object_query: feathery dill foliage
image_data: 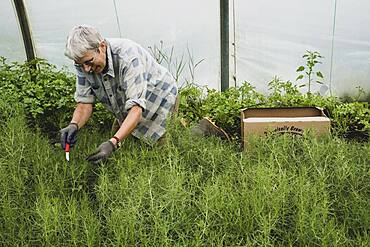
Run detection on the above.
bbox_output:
[0,97,369,246]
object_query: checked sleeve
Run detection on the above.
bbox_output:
[121,56,148,111]
[73,67,95,104]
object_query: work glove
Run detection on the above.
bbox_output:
[86,141,116,164]
[60,123,79,149]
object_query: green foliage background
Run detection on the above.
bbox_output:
[179,77,370,140]
[1,56,369,142]
[0,57,113,138]
[0,56,369,246]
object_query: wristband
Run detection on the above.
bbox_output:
[70,122,79,130]
[112,136,121,148]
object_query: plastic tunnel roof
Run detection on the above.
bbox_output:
[1,0,370,96]
[232,0,370,97]
[1,0,26,61]
[3,0,221,89]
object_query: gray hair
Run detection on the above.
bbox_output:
[64,25,104,61]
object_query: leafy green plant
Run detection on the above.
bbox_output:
[0,57,114,136]
[201,82,265,138]
[178,82,266,140]
[331,102,370,134]
[0,57,75,130]
[296,51,325,93]
[90,102,115,131]
[178,84,205,123]
[267,76,303,107]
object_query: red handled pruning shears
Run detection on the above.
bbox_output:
[65,143,70,162]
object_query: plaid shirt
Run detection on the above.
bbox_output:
[74,38,178,143]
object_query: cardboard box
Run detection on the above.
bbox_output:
[241,107,331,149]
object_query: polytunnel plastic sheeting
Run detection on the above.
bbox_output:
[331,0,370,97]
[24,0,120,70]
[233,0,370,97]
[21,0,220,90]
[114,0,220,90]
[0,0,26,62]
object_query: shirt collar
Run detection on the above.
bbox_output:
[102,40,115,78]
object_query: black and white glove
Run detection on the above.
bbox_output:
[60,123,79,149]
[86,141,116,164]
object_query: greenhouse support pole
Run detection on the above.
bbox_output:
[13,0,35,61]
[220,0,229,92]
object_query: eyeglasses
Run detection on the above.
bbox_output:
[74,50,99,68]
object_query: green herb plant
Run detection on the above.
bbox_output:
[0,98,369,246]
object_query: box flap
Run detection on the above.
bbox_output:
[243,116,330,123]
[241,107,326,119]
